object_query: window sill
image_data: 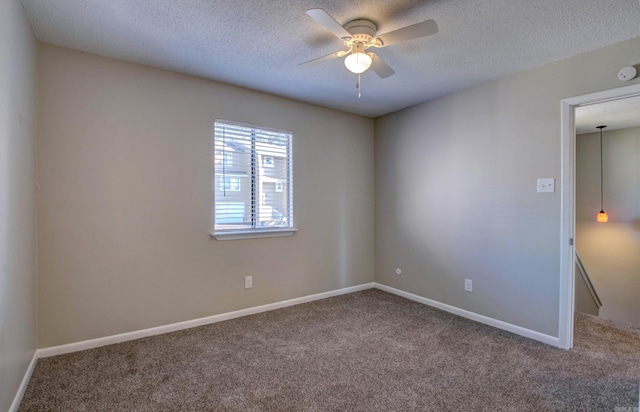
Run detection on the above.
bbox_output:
[211,229,298,241]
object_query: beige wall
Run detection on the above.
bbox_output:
[0,0,38,410]
[37,45,375,347]
[374,37,640,337]
[576,126,640,324]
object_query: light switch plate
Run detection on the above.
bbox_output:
[537,178,555,193]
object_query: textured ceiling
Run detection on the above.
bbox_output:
[576,95,640,135]
[20,0,640,118]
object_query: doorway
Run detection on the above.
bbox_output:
[560,83,640,349]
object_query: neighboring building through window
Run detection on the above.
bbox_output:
[213,120,293,235]
[219,176,241,191]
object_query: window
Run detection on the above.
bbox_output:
[213,120,294,239]
[214,150,233,166]
[219,176,241,191]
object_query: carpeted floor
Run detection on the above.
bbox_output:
[19,289,640,411]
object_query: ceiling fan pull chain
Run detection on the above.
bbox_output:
[357,73,362,98]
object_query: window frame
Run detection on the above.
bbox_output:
[222,152,233,166]
[212,120,296,240]
[219,176,241,192]
[263,156,275,167]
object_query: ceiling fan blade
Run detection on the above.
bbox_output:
[298,51,344,67]
[376,19,438,47]
[306,8,352,39]
[370,53,395,78]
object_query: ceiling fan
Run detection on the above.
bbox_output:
[300,8,438,79]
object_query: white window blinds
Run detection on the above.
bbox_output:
[213,121,293,234]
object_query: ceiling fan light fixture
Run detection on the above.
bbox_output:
[344,50,372,74]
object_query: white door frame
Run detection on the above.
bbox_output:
[559,83,640,349]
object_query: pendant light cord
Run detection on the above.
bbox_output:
[597,125,606,211]
[600,130,603,210]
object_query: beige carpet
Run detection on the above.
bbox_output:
[19,289,640,411]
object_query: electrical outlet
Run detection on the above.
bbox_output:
[244,276,253,289]
[464,279,473,292]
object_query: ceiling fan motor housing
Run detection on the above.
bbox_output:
[343,19,383,48]
[344,19,377,39]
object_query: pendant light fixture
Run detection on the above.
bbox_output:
[596,125,608,223]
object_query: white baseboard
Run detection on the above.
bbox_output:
[9,351,38,412]
[374,283,560,347]
[37,282,375,358]
[35,280,559,360]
